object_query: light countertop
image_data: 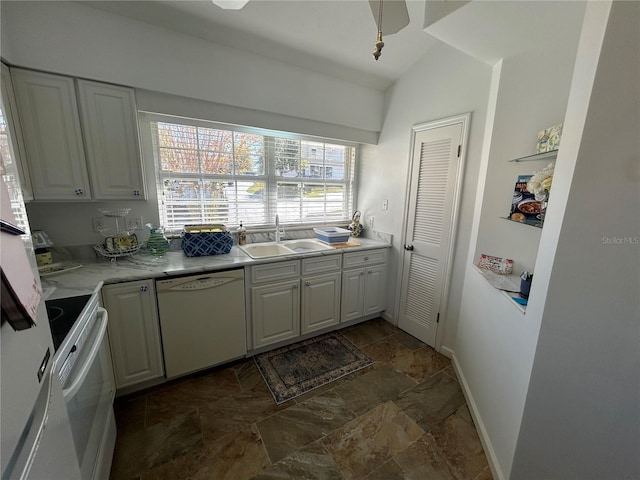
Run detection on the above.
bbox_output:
[42,237,391,300]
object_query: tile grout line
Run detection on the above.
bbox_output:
[252,421,276,467]
[112,320,492,480]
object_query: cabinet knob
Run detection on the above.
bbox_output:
[74,188,84,196]
[293,284,299,289]
[404,244,414,251]
[133,190,140,196]
[364,256,369,261]
[368,270,373,274]
[359,272,364,276]
[305,281,311,287]
[140,285,148,292]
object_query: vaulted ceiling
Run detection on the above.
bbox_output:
[80,1,587,92]
[80,0,441,91]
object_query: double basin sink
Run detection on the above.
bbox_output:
[240,239,334,259]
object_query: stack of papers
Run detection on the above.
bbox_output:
[474,266,521,292]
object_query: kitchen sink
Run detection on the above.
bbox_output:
[240,242,296,258]
[239,239,333,258]
[282,239,333,253]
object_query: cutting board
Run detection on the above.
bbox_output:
[325,241,361,249]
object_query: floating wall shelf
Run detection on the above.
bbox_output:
[508,150,558,163]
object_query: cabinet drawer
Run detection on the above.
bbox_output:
[250,260,300,284]
[301,254,342,275]
[343,249,387,268]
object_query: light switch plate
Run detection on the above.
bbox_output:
[126,216,143,231]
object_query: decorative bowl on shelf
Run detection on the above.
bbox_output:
[516,199,543,216]
[98,208,131,217]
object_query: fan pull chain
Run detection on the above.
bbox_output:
[373,0,384,60]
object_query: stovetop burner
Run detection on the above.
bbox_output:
[45,294,92,351]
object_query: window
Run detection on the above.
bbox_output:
[147,116,356,232]
[0,96,28,231]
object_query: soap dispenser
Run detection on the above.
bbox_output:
[237,222,247,245]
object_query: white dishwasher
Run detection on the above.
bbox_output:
[156,269,246,379]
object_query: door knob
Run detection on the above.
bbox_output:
[404,244,414,251]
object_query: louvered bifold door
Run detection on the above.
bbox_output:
[398,123,463,346]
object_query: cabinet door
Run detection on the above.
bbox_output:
[77,80,146,200]
[302,271,341,334]
[341,268,365,322]
[1,64,33,200]
[251,279,300,348]
[102,281,164,389]
[364,264,386,315]
[11,68,91,200]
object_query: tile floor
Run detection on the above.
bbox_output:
[109,318,493,480]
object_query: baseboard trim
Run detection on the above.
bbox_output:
[381,311,395,324]
[439,345,455,359]
[451,353,505,480]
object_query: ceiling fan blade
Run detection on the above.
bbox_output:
[368,0,410,35]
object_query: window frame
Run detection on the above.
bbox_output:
[138,112,358,233]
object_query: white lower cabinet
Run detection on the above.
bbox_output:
[249,255,343,349]
[301,271,341,334]
[101,280,164,390]
[363,264,386,315]
[341,249,387,322]
[251,279,301,349]
[341,268,366,322]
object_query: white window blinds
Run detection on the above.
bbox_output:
[148,116,356,232]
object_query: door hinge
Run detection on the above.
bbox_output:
[457,145,462,157]
[437,312,440,323]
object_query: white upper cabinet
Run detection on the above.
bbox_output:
[0,64,33,200]
[10,67,146,201]
[76,80,145,200]
[11,68,91,200]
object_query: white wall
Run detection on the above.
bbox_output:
[474,44,582,273]
[511,1,640,477]
[0,1,382,134]
[358,43,492,349]
[0,0,385,246]
[453,10,584,480]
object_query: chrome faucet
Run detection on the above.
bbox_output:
[275,215,285,242]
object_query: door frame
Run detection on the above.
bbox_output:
[395,112,471,351]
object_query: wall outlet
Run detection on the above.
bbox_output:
[368,216,375,228]
[92,217,117,233]
[126,216,144,231]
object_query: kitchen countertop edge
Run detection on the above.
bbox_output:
[42,239,391,300]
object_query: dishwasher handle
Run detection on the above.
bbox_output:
[159,275,241,292]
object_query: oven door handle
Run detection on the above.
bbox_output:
[63,307,108,400]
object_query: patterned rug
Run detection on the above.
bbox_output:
[254,331,373,404]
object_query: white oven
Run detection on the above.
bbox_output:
[50,291,116,479]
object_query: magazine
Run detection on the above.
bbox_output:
[508,174,543,227]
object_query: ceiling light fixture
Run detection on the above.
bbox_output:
[372,0,384,61]
[211,0,250,10]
